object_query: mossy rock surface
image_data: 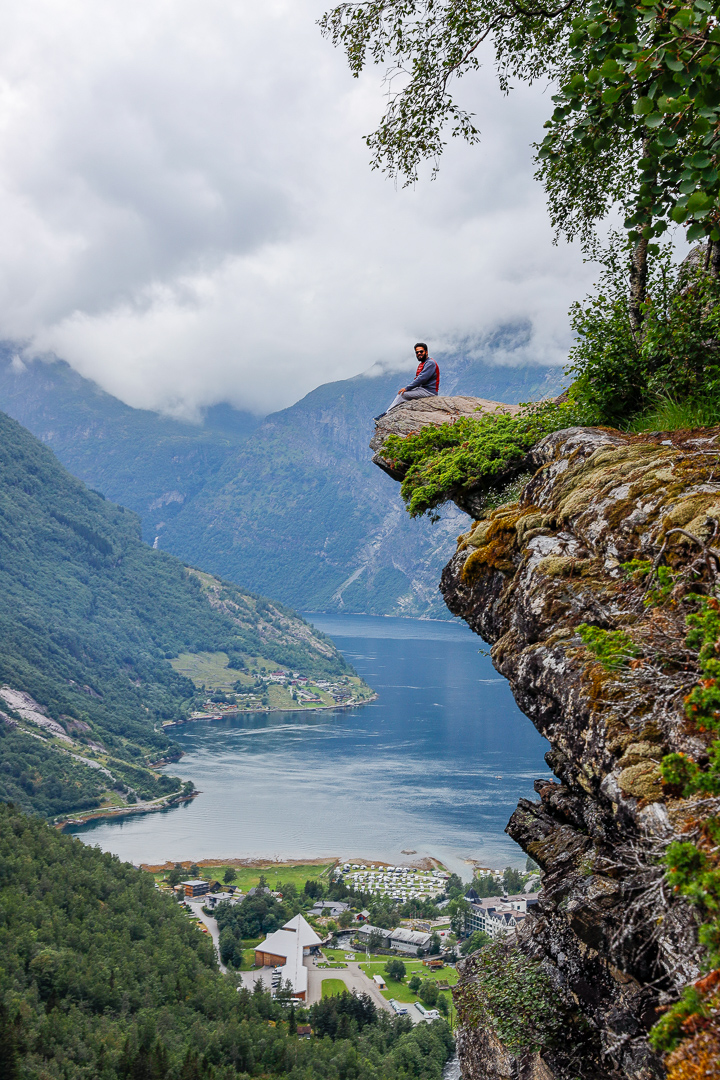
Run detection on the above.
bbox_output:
[439,426,716,1080]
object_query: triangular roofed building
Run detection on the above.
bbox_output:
[254,914,322,1000]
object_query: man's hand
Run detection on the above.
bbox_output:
[399,387,406,394]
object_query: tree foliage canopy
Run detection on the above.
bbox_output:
[321,0,720,255]
[320,0,576,183]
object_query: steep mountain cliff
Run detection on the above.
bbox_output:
[372,403,720,1080]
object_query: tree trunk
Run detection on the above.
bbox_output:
[702,237,720,276]
[712,239,720,276]
[629,236,649,335]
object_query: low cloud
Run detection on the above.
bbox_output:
[3,0,605,416]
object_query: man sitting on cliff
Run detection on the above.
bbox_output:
[374,343,439,421]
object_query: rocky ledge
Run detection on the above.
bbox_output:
[370,395,520,481]
[374,421,720,1079]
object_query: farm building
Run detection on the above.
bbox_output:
[254,914,322,1000]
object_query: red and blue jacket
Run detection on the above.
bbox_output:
[405,358,439,394]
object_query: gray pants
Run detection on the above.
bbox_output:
[386,387,435,412]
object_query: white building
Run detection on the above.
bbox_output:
[254,914,322,1000]
[204,891,240,909]
[464,892,540,940]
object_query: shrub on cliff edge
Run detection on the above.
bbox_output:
[383,401,585,518]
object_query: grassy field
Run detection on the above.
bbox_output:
[171,651,238,690]
[358,961,458,1005]
[151,861,335,894]
[322,948,362,962]
[321,979,348,999]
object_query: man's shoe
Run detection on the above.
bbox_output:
[374,412,386,421]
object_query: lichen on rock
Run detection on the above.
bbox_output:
[374,420,720,1079]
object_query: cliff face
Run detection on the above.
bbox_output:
[372,405,720,1079]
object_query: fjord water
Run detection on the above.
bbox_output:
[70,614,551,875]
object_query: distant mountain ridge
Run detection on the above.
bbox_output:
[0,343,565,616]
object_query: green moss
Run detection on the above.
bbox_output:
[650,985,707,1055]
[382,401,584,518]
[650,597,720,1057]
[577,623,640,670]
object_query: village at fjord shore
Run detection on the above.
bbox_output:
[146,855,541,1027]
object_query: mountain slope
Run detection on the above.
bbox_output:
[0,349,258,531]
[0,344,565,616]
[0,410,359,819]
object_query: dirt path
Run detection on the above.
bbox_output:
[187,900,227,974]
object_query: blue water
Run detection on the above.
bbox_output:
[68,614,551,876]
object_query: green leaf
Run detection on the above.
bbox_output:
[599,58,620,77]
[673,9,694,27]
[686,191,714,212]
[602,86,624,104]
[634,95,654,115]
[665,57,685,71]
[656,129,678,146]
[678,179,697,193]
[691,153,713,168]
[687,222,708,240]
[644,114,665,128]
[671,206,689,222]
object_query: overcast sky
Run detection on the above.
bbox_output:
[1,0,606,418]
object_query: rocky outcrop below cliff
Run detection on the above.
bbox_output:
[372,412,720,1079]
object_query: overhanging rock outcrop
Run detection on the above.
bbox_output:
[372,421,720,1079]
[370,395,521,481]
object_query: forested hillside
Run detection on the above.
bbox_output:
[0,804,453,1079]
[0,410,356,819]
[0,346,563,616]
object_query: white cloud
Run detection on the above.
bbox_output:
[1,0,604,416]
